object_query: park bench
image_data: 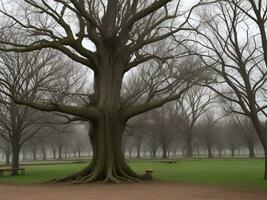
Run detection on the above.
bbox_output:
[0,168,25,176]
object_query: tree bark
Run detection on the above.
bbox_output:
[55,119,142,183]
[54,51,149,182]
[11,144,20,175]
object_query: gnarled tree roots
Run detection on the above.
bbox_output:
[51,163,149,184]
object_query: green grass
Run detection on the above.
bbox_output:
[0,159,266,190]
[132,159,267,190]
[0,163,86,184]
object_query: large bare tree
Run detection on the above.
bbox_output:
[0,1,205,182]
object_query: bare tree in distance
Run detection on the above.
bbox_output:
[125,114,147,159]
[223,103,259,158]
[176,85,214,157]
[189,0,267,179]
[145,104,178,159]
[0,138,11,165]
[0,48,66,175]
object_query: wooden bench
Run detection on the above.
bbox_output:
[0,168,25,176]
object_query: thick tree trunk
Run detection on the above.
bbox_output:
[55,119,143,183]
[54,55,147,183]
[11,145,20,176]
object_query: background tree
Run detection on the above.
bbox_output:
[126,115,147,159]
[146,105,178,159]
[176,86,213,157]
[227,113,259,158]
[197,112,221,158]
[46,121,78,160]
[190,0,267,179]
[0,139,11,165]
[145,135,160,159]
[0,49,62,174]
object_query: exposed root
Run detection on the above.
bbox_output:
[47,161,152,184]
[119,169,142,183]
[103,175,120,184]
[72,173,94,184]
[50,164,93,183]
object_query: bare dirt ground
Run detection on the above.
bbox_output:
[0,182,266,200]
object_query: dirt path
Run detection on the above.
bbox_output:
[0,182,266,200]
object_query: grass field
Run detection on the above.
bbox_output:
[0,159,266,190]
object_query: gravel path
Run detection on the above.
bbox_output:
[0,182,266,200]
